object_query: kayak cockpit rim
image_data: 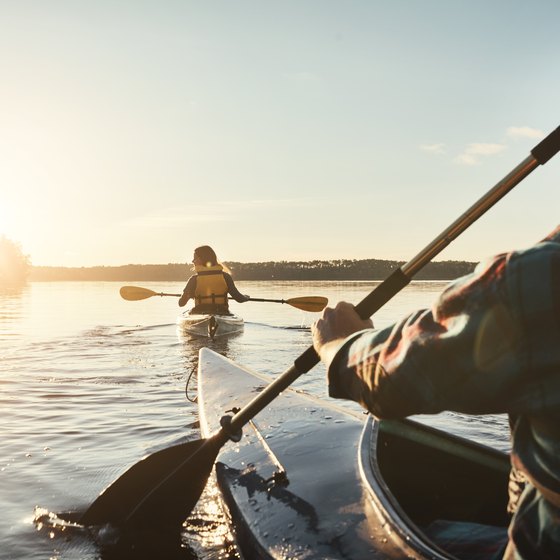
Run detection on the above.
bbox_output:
[359,416,511,559]
[359,416,449,558]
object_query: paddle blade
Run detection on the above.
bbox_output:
[81,435,224,529]
[120,286,158,301]
[286,296,328,312]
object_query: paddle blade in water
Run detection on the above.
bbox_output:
[81,435,224,529]
[287,296,328,312]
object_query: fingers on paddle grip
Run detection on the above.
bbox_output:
[221,408,243,442]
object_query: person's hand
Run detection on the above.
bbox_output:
[312,302,373,367]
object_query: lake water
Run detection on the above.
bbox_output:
[0,280,510,559]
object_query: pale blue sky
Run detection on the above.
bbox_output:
[1,1,559,267]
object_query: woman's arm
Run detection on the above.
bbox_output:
[178,276,196,307]
[224,273,250,303]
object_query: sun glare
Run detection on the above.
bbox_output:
[0,212,16,241]
[0,234,29,284]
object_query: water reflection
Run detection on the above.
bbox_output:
[34,471,239,560]
[0,284,25,320]
[34,507,202,560]
[177,326,241,402]
[20,319,241,560]
[0,283,26,296]
[31,318,242,560]
[4,281,508,560]
[0,285,27,354]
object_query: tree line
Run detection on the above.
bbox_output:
[0,236,30,286]
[29,258,476,282]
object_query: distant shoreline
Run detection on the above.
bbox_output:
[29,259,477,282]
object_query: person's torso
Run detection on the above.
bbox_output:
[194,265,229,307]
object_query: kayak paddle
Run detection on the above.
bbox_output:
[237,296,327,312]
[119,285,328,312]
[120,286,181,300]
[83,126,560,530]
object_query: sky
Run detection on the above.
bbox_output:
[1,1,559,267]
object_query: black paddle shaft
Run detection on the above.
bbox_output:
[225,126,560,435]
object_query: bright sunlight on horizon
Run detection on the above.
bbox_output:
[1,1,559,268]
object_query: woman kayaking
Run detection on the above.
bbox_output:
[178,245,250,314]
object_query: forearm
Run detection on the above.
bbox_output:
[326,325,409,417]
[327,300,526,419]
[179,276,196,307]
[225,274,248,302]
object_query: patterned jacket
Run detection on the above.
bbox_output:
[328,226,560,559]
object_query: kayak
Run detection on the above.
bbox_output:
[197,347,511,559]
[177,312,244,339]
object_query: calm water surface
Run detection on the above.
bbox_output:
[0,280,509,559]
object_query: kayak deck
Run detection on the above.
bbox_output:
[177,312,244,339]
[197,348,510,559]
[198,348,405,558]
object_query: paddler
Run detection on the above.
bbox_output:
[179,245,250,313]
[312,225,560,560]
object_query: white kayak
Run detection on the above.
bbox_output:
[177,312,244,339]
[197,348,510,559]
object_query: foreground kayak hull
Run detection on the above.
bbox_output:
[197,348,510,559]
[177,313,244,339]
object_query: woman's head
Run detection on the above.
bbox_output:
[193,245,218,267]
